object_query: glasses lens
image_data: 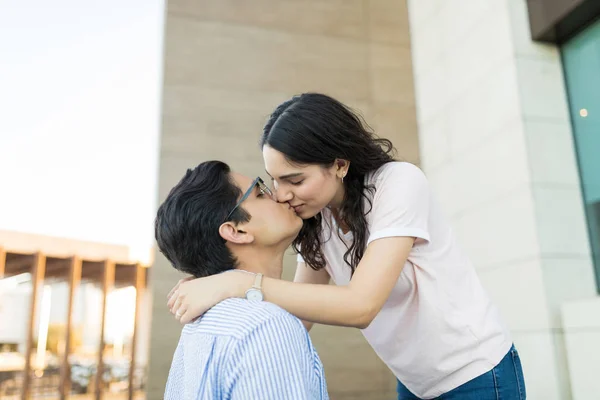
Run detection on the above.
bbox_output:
[257,179,273,197]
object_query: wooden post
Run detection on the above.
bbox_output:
[95,260,114,400]
[22,252,46,400]
[0,247,5,278]
[128,264,146,400]
[59,256,82,399]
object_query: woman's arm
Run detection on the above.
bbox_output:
[293,262,331,331]
[170,236,413,328]
[260,237,413,328]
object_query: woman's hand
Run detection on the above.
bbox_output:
[167,271,253,324]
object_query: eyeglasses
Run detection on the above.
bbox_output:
[224,177,273,222]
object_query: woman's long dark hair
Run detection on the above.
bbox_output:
[261,93,396,274]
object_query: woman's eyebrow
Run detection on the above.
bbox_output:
[277,172,304,180]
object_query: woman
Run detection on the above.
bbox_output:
[167,93,526,399]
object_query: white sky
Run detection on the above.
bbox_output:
[0,0,165,260]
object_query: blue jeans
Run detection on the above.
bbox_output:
[397,345,526,399]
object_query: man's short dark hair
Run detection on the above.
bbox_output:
[155,161,250,277]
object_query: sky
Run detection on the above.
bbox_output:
[0,0,165,261]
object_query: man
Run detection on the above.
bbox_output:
[155,160,328,400]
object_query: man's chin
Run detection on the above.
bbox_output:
[284,225,302,246]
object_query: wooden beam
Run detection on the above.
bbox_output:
[59,256,82,399]
[0,247,5,278]
[22,252,46,400]
[128,264,146,400]
[96,260,115,400]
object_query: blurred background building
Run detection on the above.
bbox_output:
[0,231,150,399]
[1,0,599,399]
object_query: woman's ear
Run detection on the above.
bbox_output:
[219,222,254,244]
[335,159,350,177]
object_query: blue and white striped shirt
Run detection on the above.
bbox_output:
[164,298,329,399]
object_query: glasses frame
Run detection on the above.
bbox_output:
[224,177,272,222]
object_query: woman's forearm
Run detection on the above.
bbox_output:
[231,274,375,329]
[222,238,411,329]
[267,279,375,328]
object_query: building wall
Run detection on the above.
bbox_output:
[558,16,600,400]
[407,1,597,399]
[0,290,29,346]
[148,1,420,399]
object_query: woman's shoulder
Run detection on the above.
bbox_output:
[367,161,426,185]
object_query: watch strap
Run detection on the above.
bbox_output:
[252,273,263,290]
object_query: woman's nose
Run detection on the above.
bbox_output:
[275,187,293,203]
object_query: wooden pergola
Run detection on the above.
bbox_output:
[0,246,148,400]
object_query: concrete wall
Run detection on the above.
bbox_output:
[562,298,600,400]
[407,0,598,399]
[148,1,420,399]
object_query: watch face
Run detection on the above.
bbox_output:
[246,288,264,301]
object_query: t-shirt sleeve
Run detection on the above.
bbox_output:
[367,163,430,245]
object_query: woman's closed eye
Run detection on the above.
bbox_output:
[290,180,304,186]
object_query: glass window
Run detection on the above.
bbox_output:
[562,18,600,291]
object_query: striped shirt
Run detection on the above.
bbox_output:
[164,298,329,400]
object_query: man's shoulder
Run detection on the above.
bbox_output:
[209,298,293,321]
[183,298,302,340]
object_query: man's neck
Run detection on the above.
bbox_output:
[233,247,286,279]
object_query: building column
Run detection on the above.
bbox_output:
[407,1,596,399]
[149,1,420,399]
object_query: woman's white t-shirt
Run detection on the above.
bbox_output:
[298,162,512,399]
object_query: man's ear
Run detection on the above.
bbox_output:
[219,222,254,244]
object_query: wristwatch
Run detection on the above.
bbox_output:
[245,273,264,301]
